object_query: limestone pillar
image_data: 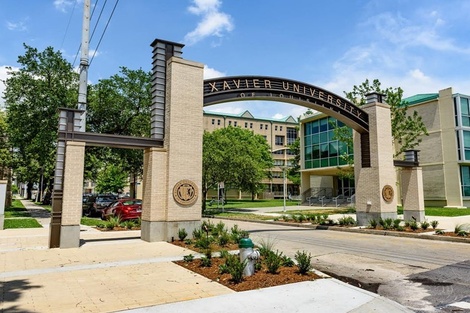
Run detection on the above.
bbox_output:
[402,167,425,222]
[141,57,204,242]
[354,96,397,225]
[60,141,85,248]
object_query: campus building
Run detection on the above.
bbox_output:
[300,87,470,208]
[203,110,299,199]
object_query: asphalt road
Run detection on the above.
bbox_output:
[213,218,470,313]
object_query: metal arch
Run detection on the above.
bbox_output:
[203,76,369,133]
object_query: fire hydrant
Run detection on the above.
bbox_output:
[239,238,260,276]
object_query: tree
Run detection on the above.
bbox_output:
[343,79,428,157]
[95,163,128,194]
[0,112,13,206]
[86,67,152,196]
[3,44,78,200]
[202,126,273,210]
[287,137,301,186]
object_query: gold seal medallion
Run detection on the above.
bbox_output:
[382,185,394,203]
[173,180,198,206]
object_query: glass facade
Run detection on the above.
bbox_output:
[457,96,470,197]
[304,117,352,169]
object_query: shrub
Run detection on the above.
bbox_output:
[258,237,277,258]
[379,218,393,230]
[298,214,306,223]
[226,254,246,283]
[265,250,284,274]
[292,215,300,223]
[184,238,193,245]
[215,221,226,235]
[369,219,378,229]
[338,215,356,226]
[194,237,212,250]
[183,254,194,262]
[409,221,419,231]
[104,216,121,229]
[193,228,203,240]
[219,249,230,259]
[420,220,430,230]
[281,255,295,267]
[200,256,212,267]
[217,231,231,247]
[178,228,188,241]
[393,219,401,229]
[431,220,439,229]
[295,250,312,274]
[122,220,136,229]
[457,230,468,237]
[435,229,445,235]
[281,215,291,221]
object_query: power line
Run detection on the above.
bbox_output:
[60,0,77,50]
[89,0,119,66]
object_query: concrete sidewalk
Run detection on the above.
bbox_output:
[0,200,413,312]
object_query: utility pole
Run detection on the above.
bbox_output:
[78,0,90,132]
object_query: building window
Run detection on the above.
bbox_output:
[228,121,232,126]
[275,135,284,146]
[260,124,263,130]
[287,127,297,145]
[274,159,285,166]
[303,117,352,169]
[273,150,284,155]
[275,126,278,131]
[280,126,283,131]
[461,166,470,196]
[234,121,238,127]
[265,124,268,130]
[460,97,470,127]
[245,122,248,128]
[217,119,221,125]
[250,123,253,129]
[211,119,215,125]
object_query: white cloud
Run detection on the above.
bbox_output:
[6,21,27,32]
[54,0,78,13]
[184,0,234,45]
[203,65,225,79]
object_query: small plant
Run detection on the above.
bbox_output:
[393,219,401,230]
[122,220,136,230]
[273,217,279,221]
[281,214,290,221]
[295,250,312,274]
[396,225,405,231]
[457,230,468,237]
[265,250,284,274]
[217,231,231,247]
[379,218,393,230]
[258,237,277,258]
[454,224,470,234]
[404,220,411,227]
[368,219,378,229]
[219,263,230,274]
[420,220,430,230]
[194,237,212,250]
[409,221,419,231]
[281,255,295,267]
[178,228,188,241]
[338,215,356,226]
[226,254,247,283]
[298,214,306,223]
[435,229,445,235]
[219,249,230,259]
[200,256,212,267]
[193,228,203,240]
[183,254,194,262]
[215,221,226,234]
[292,215,300,223]
[431,220,439,229]
[184,238,193,245]
[104,216,121,229]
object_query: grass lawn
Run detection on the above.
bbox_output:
[206,199,300,210]
[397,206,470,217]
[5,201,30,218]
[4,218,42,228]
[80,217,104,226]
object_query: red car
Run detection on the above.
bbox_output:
[101,199,142,221]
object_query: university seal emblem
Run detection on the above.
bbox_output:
[382,185,394,203]
[173,180,198,206]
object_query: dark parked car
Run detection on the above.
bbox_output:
[83,194,117,217]
[101,199,142,221]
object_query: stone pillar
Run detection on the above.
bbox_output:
[141,56,204,242]
[0,180,7,230]
[402,167,425,222]
[354,96,397,226]
[60,141,85,248]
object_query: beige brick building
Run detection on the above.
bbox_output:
[203,110,299,199]
[300,87,470,208]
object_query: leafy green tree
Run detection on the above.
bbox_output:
[333,79,429,180]
[202,126,273,210]
[343,79,428,157]
[3,44,78,199]
[86,67,152,197]
[0,112,13,206]
[287,137,301,186]
[95,163,128,194]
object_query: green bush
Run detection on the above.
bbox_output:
[258,237,277,258]
[183,254,194,262]
[122,220,136,229]
[217,231,231,247]
[281,255,295,267]
[420,220,430,230]
[194,237,212,250]
[200,256,212,267]
[265,250,283,274]
[104,216,121,229]
[226,254,246,283]
[409,221,419,231]
[295,250,312,274]
[435,229,445,235]
[338,215,356,226]
[368,219,378,229]
[393,219,401,229]
[431,220,439,229]
[193,228,203,240]
[178,228,188,241]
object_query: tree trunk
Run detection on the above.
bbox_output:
[27,182,33,200]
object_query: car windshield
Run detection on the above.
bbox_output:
[122,200,142,205]
[97,196,115,202]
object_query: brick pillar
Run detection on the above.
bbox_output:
[60,141,85,248]
[141,57,204,242]
[402,167,425,222]
[354,100,397,226]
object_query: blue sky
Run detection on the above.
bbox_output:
[1,0,470,120]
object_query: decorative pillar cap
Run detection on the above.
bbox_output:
[365,92,386,105]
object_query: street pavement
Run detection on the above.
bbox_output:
[0,200,416,313]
